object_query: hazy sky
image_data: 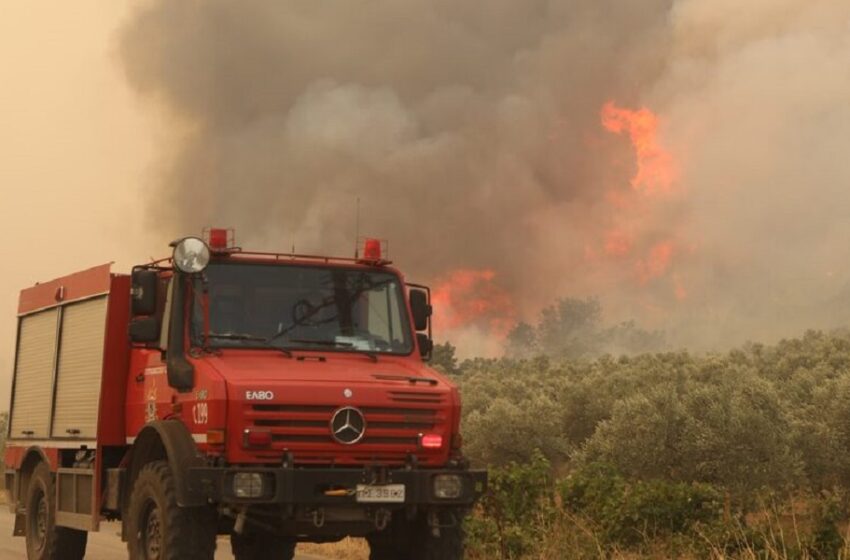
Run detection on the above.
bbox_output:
[0,2,156,409]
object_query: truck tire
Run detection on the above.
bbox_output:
[24,462,88,560]
[231,531,296,560]
[126,460,216,560]
[368,513,464,560]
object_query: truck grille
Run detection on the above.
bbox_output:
[243,391,449,466]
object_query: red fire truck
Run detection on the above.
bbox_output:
[3,231,486,560]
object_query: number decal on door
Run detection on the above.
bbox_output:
[192,402,209,425]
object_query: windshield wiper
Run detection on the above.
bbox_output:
[288,338,378,362]
[208,332,267,342]
[207,333,293,358]
[288,338,353,347]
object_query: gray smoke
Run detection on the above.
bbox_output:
[119,0,850,352]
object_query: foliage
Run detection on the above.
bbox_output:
[560,462,723,546]
[467,450,555,558]
[430,341,460,375]
[454,331,850,497]
[0,412,6,455]
[808,493,845,560]
[505,297,664,359]
[454,327,850,556]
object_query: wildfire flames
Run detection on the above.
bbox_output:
[430,269,516,338]
[601,102,678,195]
[596,102,686,299]
[432,102,686,345]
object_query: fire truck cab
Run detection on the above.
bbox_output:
[3,231,485,560]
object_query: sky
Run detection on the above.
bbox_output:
[0,2,156,409]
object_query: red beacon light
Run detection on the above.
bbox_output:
[364,238,382,260]
[357,238,389,264]
[204,227,235,252]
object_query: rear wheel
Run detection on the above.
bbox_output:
[126,461,216,560]
[24,462,87,560]
[231,531,296,560]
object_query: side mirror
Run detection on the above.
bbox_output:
[410,289,432,332]
[129,316,160,343]
[132,269,159,316]
[417,333,433,360]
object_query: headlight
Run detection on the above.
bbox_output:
[172,237,211,274]
[232,473,265,498]
[433,474,463,499]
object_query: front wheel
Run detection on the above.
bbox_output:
[24,462,87,560]
[126,461,216,560]
[231,531,296,560]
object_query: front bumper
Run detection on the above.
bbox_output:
[187,464,487,507]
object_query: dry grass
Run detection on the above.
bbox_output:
[465,494,850,560]
[297,538,369,560]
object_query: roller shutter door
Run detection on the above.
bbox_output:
[51,297,108,439]
[10,308,59,438]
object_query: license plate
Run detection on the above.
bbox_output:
[355,484,406,503]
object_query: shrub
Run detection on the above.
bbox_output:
[469,450,554,558]
[453,328,850,557]
[560,463,723,547]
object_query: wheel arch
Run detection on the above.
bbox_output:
[122,420,206,539]
[16,447,56,510]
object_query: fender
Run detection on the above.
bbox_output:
[9,446,58,508]
[7,446,59,535]
[126,420,206,509]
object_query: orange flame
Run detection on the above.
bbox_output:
[596,101,689,301]
[431,269,516,337]
[601,101,678,195]
[635,241,676,284]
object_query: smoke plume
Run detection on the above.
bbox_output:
[119,0,850,354]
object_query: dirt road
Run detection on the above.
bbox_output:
[0,511,327,560]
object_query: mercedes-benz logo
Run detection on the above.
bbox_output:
[330,407,366,445]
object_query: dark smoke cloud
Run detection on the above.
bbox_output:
[119,1,671,280]
[119,0,850,353]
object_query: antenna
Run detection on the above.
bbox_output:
[354,197,361,258]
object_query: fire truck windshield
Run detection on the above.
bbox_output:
[190,262,414,355]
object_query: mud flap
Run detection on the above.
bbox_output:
[13,513,25,536]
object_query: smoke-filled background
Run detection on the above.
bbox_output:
[116,0,850,355]
[2,0,850,407]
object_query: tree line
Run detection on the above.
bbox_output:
[432,299,850,557]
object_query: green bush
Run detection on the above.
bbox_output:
[454,327,850,557]
[577,369,800,497]
[454,332,850,495]
[809,494,845,560]
[468,450,554,558]
[560,463,723,546]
